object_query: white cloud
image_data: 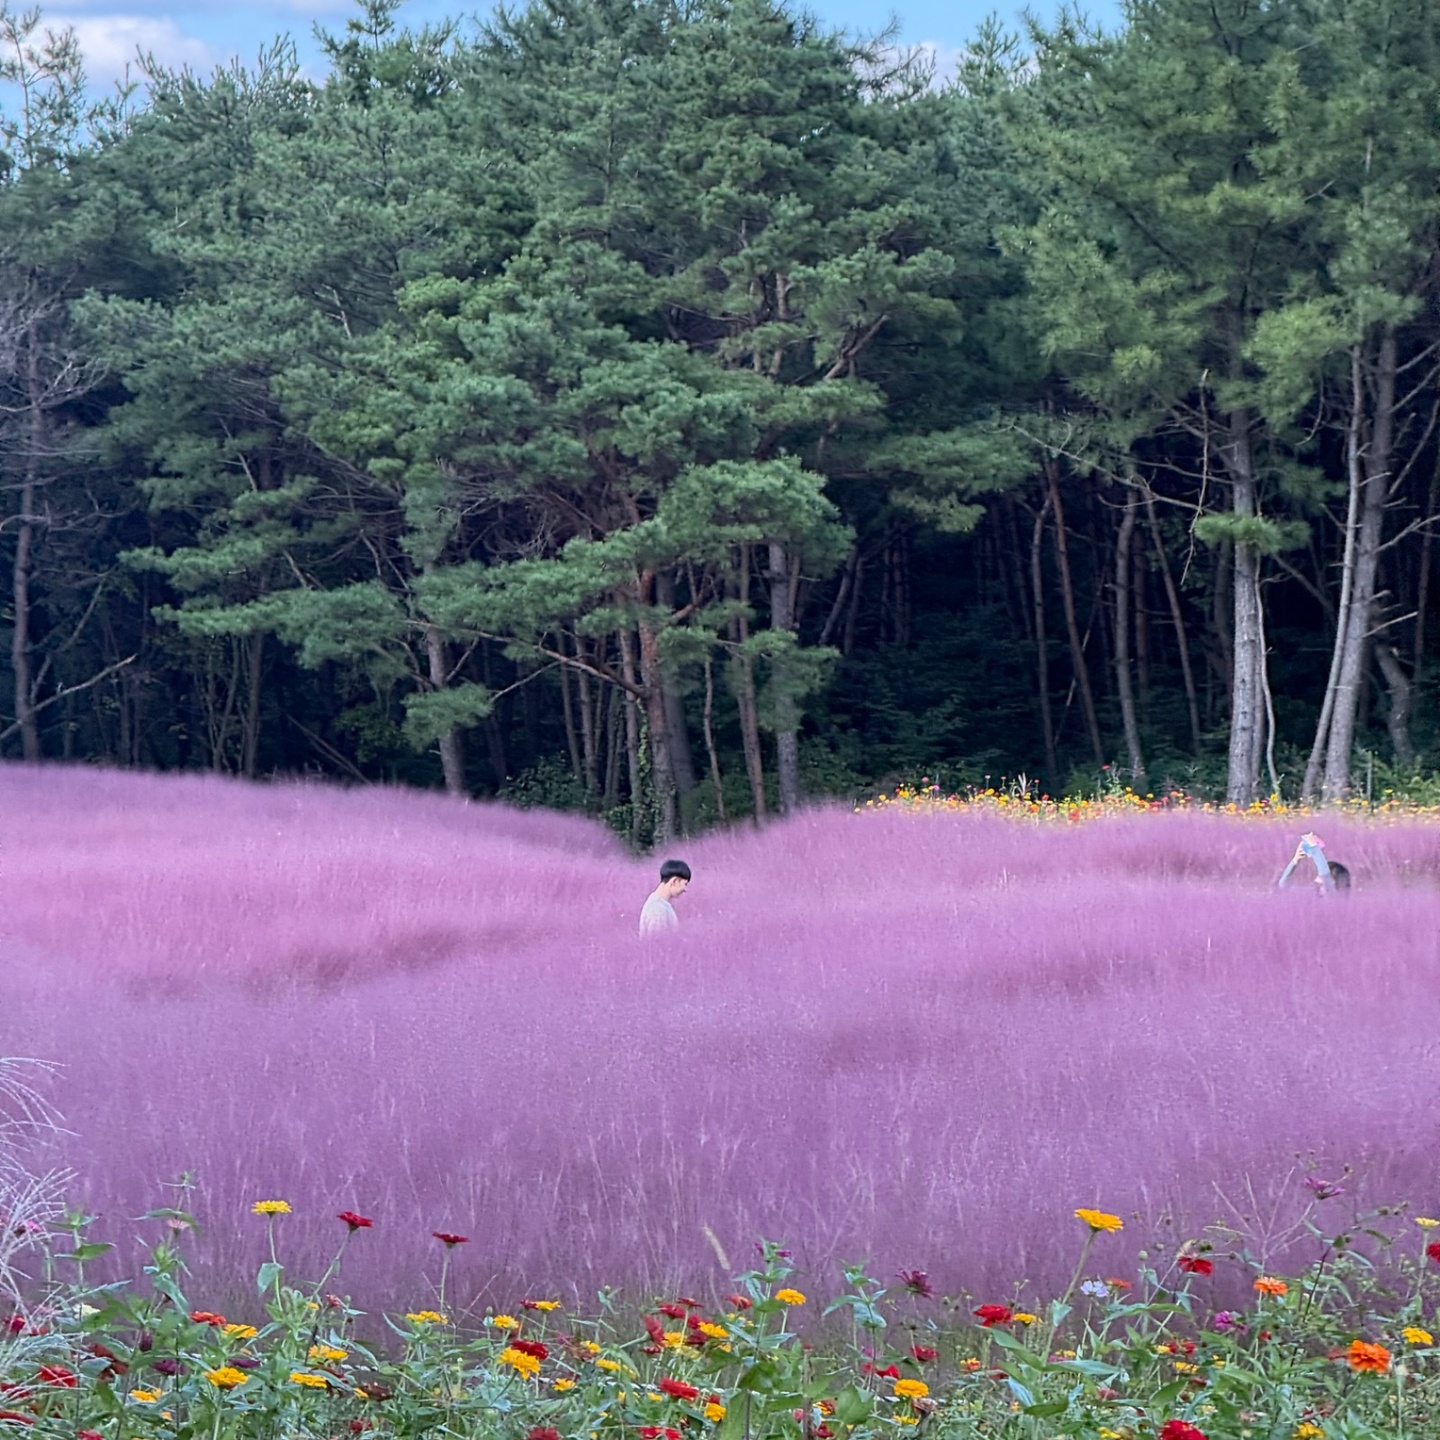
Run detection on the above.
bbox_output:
[49,13,223,84]
[913,41,963,87]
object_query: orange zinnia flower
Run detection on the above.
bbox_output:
[1347,1340,1390,1373]
[1253,1276,1287,1297]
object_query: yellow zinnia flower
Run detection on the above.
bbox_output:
[309,1344,347,1362]
[251,1199,291,1215]
[129,1388,162,1404]
[775,1288,806,1305]
[1074,1208,1123,1234]
[893,1417,918,1427]
[704,1402,726,1423]
[498,1347,541,1379]
[1174,1361,1198,1374]
[696,1321,727,1339]
[580,1341,601,1354]
[553,1378,577,1392]
[595,1358,621,1372]
[1403,1327,1433,1345]
[223,1323,257,1339]
[1415,1217,1440,1229]
[893,1379,928,1400]
[290,1372,329,1389]
[491,1314,521,1329]
[406,1311,448,1325]
[205,1367,249,1390]
[1293,1425,1324,1440]
[529,1300,561,1311]
[1012,1312,1037,1325]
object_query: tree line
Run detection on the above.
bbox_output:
[4,0,1440,840]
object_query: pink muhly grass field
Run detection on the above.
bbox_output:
[1,762,1437,1318]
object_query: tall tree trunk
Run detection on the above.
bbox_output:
[1320,329,1397,802]
[10,327,42,761]
[768,541,801,814]
[618,628,644,844]
[1375,641,1415,771]
[636,609,679,845]
[1114,487,1147,785]
[1029,496,1059,782]
[1222,410,1265,805]
[424,623,466,796]
[732,545,767,821]
[558,646,584,785]
[575,637,600,797]
[1413,449,1439,676]
[654,571,697,801]
[1143,488,1202,754]
[1045,460,1104,766]
[702,650,726,822]
[241,630,264,779]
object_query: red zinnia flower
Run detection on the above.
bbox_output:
[432,1232,468,1246]
[973,1304,1013,1328]
[725,1294,752,1310]
[862,1363,900,1379]
[911,1345,938,1363]
[35,1367,76,1388]
[658,1377,700,1401]
[1428,1241,1440,1265]
[0,1412,33,1426]
[659,1303,687,1320]
[527,1429,562,1440]
[897,1270,934,1299]
[510,1340,548,1361]
[79,1431,104,1440]
[1159,1423,1207,1440]
[673,1297,700,1309]
[643,1315,666,1345]
[337,1212,373,1231]
[1177,1256,1214,1276]
[189,1311,226,1327]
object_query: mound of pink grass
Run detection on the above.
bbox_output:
[1,763,1438,1319]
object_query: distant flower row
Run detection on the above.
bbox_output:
[1,1199,1437,1439]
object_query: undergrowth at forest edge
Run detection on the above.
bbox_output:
[2,1198,1438,1440]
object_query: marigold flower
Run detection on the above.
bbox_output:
[552,1378,576,1392]
[1403,1326,1434,1345]
[432,1231,468,1246]
[490,1314,520,1329]
[774,1289,806,1306]
[1178,1255,1214,1276]
[337,1212,373,1230]
[1253,1276,1288,1296]
[498,1347,541,1379]
[659,1377,700,1401]
[129,1388,162,1403]
[251,1200,291,1215]
[204,1367,249,1390]
[523,1299,561,1311]
[222,1324,257,1340]
[1347,1339,1391,1373]
[290,1372,329,1389]
[892,1379,928,1400]
[704,1402,726,1423]
[309,1344,348,1363]
[405,1311,448,1325]
[973,1304,1013,1327]
[1074,1209,1124,1234]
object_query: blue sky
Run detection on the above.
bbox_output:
[42,0,1118,91]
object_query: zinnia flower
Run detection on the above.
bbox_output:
[528,1429,562,1440]
[1413,1217,1439,1229]
[552,1378,576,1392]
[774,1289,806,1306]
[309,1345,348,1363]
[696,1322,727,1340]
[432,1231,468,1246]
[128,1389,162,1404]
[897,1270,933,1298]
[337,1212,373,1230]
[1253,1276,1288,1297]
[704,1402,726,1423]
[1074,1208,1124,1234]
[290,1372,329,1389]
[1159,1423,1207,1440]
[34,1367,76,1388]
[490,1314,520,1330]
[973,1304,1013,1327]
[1012,1313,1037,1326]
[725,1294,753,1310]
[1403,1327,1433,1345]
[595,1358,621,1372]
[204,1367,249,1390]
[1178,1255,1214,1276]
[893,1379,928,1400]
[1347,1339,1391,1373]
[1427,1241,1440,1264]
[189,1311,226,1327]
[911,1345,938,1362]
[251,1200,291,1216]
[498,1348,541,1379]
[405,1311,448,1325]
[658,1377,700,1401]
[523,1299,560,1312]
[510,1340,548,1361]
[222,1324,257,1340]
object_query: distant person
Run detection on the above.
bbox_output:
[640,858,691,937]
[1277,832,1348,894]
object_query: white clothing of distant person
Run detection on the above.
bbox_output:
[639,860,690,938]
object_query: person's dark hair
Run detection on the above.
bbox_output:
[659,858,691,883]
[1328,861,1351,891]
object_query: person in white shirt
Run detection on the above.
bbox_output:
[639,858,690,937]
